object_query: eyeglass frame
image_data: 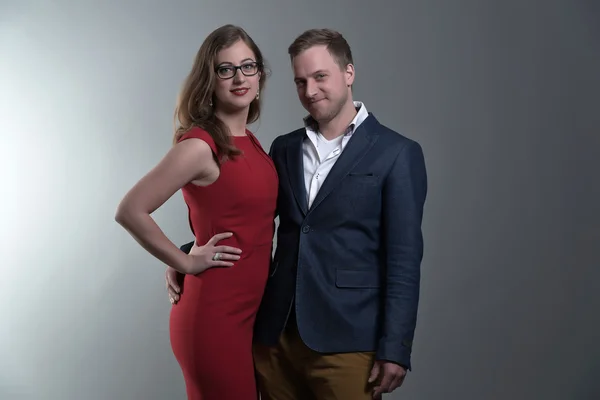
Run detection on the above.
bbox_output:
[214,61,262,80]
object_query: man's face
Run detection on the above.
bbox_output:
[292,45,354,124]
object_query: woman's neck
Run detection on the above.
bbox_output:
[215,108,249,137]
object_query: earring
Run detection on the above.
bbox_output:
[256,90,260,100]
[209,99,213,107]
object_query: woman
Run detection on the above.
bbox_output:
[115,24,278,400]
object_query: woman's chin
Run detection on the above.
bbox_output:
[220,99,253,113]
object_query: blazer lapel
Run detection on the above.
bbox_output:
[308,116,379,213]
[286,132,308,215]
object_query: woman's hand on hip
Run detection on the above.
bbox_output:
[184,232,242,275]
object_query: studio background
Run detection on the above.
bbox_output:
[1,0,598,399]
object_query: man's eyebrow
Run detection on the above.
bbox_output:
[294,69,328,81]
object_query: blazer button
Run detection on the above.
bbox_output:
[302,225,310,234]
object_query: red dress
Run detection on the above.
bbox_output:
[169,127,278,400]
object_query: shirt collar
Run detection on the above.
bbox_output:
[304,101,368,137]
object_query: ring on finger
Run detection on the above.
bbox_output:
[212,252,222,261]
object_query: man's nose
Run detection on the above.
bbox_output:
[305,81,318,98]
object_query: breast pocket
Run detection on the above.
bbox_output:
[346,172,378,185]
[337,173,381,213]
[338,173,378,195]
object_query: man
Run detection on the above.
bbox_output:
[168,28,427,399]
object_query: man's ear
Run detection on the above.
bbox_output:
[345,63,355,86]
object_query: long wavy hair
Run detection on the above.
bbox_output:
[173,25,268,161]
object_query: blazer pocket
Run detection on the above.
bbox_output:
[348,172,375,176]
[335,269,381,288]
[346,173,378,187]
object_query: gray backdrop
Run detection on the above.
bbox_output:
[1,0,598,399]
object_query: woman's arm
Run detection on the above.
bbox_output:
[115,138,216,274]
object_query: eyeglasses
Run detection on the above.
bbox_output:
[215,62,260,79]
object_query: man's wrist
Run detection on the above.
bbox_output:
[375,345,412,371]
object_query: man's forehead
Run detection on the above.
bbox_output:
[294,45,331,62]
[293,50,335,74]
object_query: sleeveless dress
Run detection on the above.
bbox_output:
[169,127,278,400]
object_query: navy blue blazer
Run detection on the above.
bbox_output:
[253,113,428,370]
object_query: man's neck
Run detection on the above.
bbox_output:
[318,100,358,140]
[215,109,249,137]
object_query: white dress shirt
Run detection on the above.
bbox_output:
[302,101,369,208]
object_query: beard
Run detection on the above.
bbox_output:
[309,92,348,125]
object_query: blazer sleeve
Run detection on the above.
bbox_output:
[376,140,428,370]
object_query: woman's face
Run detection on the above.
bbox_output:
[212,40,261,112]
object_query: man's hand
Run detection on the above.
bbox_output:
[368,360,407,399]
[166,267,181,304]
